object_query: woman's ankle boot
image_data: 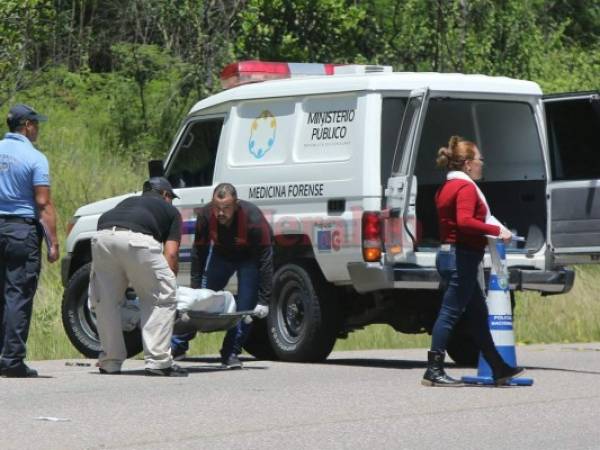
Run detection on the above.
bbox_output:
[482,349,525,385]
[422,351,464,387]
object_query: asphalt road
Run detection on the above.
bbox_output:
[1,344,599,450]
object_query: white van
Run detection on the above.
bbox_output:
[61,61,599,364]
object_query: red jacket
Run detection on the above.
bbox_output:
[435,179,500,251]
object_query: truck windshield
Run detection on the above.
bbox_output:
[166,118,224,188]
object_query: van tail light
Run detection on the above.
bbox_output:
[362,212,382,262]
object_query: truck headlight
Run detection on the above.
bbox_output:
[66,216,80,237]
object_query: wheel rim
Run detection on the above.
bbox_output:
[276,278,306,344]
[75,289,139,339]
[76,291,98,343]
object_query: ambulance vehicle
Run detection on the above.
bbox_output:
[61,61,599,365]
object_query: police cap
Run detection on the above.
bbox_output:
[7,104,48,130]
[142,177,180,199]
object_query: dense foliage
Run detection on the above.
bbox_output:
[1,0,598,160]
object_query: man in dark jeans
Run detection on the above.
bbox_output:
[0,104,59,378]
[171,183,272,368]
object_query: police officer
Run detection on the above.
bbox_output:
[171,183,272,369]
[90,177,187,377]
[0,104,59,378]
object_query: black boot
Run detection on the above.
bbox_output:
[422,351,464,387]
[482,349,525,386]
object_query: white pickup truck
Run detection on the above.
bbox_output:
[61,60,599,365]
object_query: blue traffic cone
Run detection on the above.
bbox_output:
[462,239,533,386]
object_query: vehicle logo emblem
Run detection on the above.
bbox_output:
[249,110,276,159]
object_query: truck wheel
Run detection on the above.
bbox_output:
[268,262,339,362]
[446,332,479,367]
[242,318,278,360]
[61,263,143,358]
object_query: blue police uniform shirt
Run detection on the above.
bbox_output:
[0,132,50,218]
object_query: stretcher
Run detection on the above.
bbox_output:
[171,286,254,334]
[173,309,255,334]
[120,286,253,335]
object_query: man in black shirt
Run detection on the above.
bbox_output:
[171,183,273,369]
[91,177,187,377]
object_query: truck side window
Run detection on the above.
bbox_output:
[391,96,422,175]
[381,98,407,187]
[546,98,600,180]
[166,118,224,188]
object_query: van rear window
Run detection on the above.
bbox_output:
[415,99,544,185]
[380,98,407,186]
[546,97,600,181]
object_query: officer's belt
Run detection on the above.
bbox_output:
[103,226,131,232]
[0,215,36,225]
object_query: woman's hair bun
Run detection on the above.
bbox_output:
[448,135,461,150]
[436,147,450,168]
[436,136,472,170]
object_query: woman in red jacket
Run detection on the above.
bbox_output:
[422,136,525,387]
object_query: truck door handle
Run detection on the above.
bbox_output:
[327,199,346,215]
[389,208,401,218]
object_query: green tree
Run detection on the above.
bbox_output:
[109,43,192,157]
[236,0,383,63]
[0,0,54,105]
[112,43,171,132]
[540,0,600,48]
[370,0,569,78]
[165,0,246,99]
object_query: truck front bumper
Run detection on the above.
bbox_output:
[61,254,72,288]
[347,262,575,295]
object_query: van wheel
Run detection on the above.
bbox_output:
[268,262,339,362]
[446,332,479,367]
[61,263,143,358]
[242,318,278,360]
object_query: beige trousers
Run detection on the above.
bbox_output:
[90,229,176,372]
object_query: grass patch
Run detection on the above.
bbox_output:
[28,267,81,360]
[186,332,227,356]
[335,326,430,351]
[514,265,600,344]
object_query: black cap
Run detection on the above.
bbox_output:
[142,177,179,199]
[7,104,48,130]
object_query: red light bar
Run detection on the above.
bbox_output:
[220,60,337,89]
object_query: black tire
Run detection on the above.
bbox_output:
[61,263,143,358]
[242,318,278,360]
[268,262,340,362]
